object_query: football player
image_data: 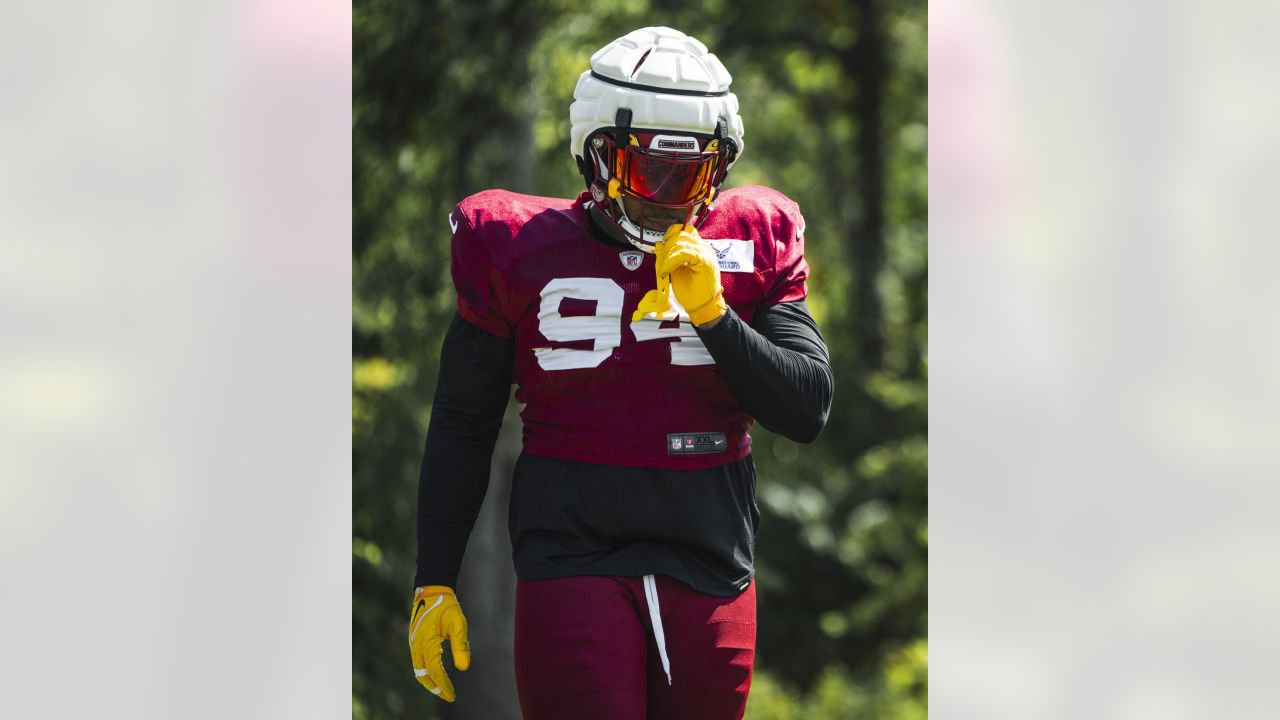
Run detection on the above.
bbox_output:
[408,26,834,720]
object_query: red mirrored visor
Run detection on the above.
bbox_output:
[614,132,723,205]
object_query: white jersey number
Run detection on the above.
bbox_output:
[534,278,714,370]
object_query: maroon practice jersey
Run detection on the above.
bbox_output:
[449,185,808,470]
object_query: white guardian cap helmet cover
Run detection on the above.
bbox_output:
[570,27,746,252]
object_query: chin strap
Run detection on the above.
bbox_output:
[583,200,636,250]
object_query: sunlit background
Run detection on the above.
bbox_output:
[353,1,927,718]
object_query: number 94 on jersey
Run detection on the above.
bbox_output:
[533,277,714,371]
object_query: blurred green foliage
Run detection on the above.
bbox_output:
[354,0,925,717]
[746,640,927,720]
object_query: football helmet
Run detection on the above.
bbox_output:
[570,27,745,252]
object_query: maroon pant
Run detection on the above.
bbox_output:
[514,573,756,720]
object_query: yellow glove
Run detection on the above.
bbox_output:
[408,585,470,702]
[657,224,726,326]
[632,231,679,322]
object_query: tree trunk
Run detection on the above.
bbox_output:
[441,400,522,719]
[848,0,887,374]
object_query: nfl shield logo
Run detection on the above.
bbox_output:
[620,251,643,271]
[671,437,682,451]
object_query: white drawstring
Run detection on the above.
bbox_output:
[642,574,672,685]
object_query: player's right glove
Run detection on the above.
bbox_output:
[657,223,726,327]
[408,585,471,702]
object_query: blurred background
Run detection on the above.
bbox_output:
[353,1,926,718]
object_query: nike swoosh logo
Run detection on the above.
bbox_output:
[713,438,725,445]
[448,213,459,234]
[410,595,445,641]
[411,599,426,624]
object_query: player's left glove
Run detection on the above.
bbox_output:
[408,585,470,702]
[657,223,726,326]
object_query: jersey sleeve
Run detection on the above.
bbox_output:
[450,206,513,338]
[762,199,810,305]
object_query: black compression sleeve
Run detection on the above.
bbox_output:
[694,300,834,443]
[413,313,514,589]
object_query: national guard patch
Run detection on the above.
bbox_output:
[702,240,754,272]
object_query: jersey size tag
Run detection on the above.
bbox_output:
[667,432,728,455]
[702,240,754,273]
